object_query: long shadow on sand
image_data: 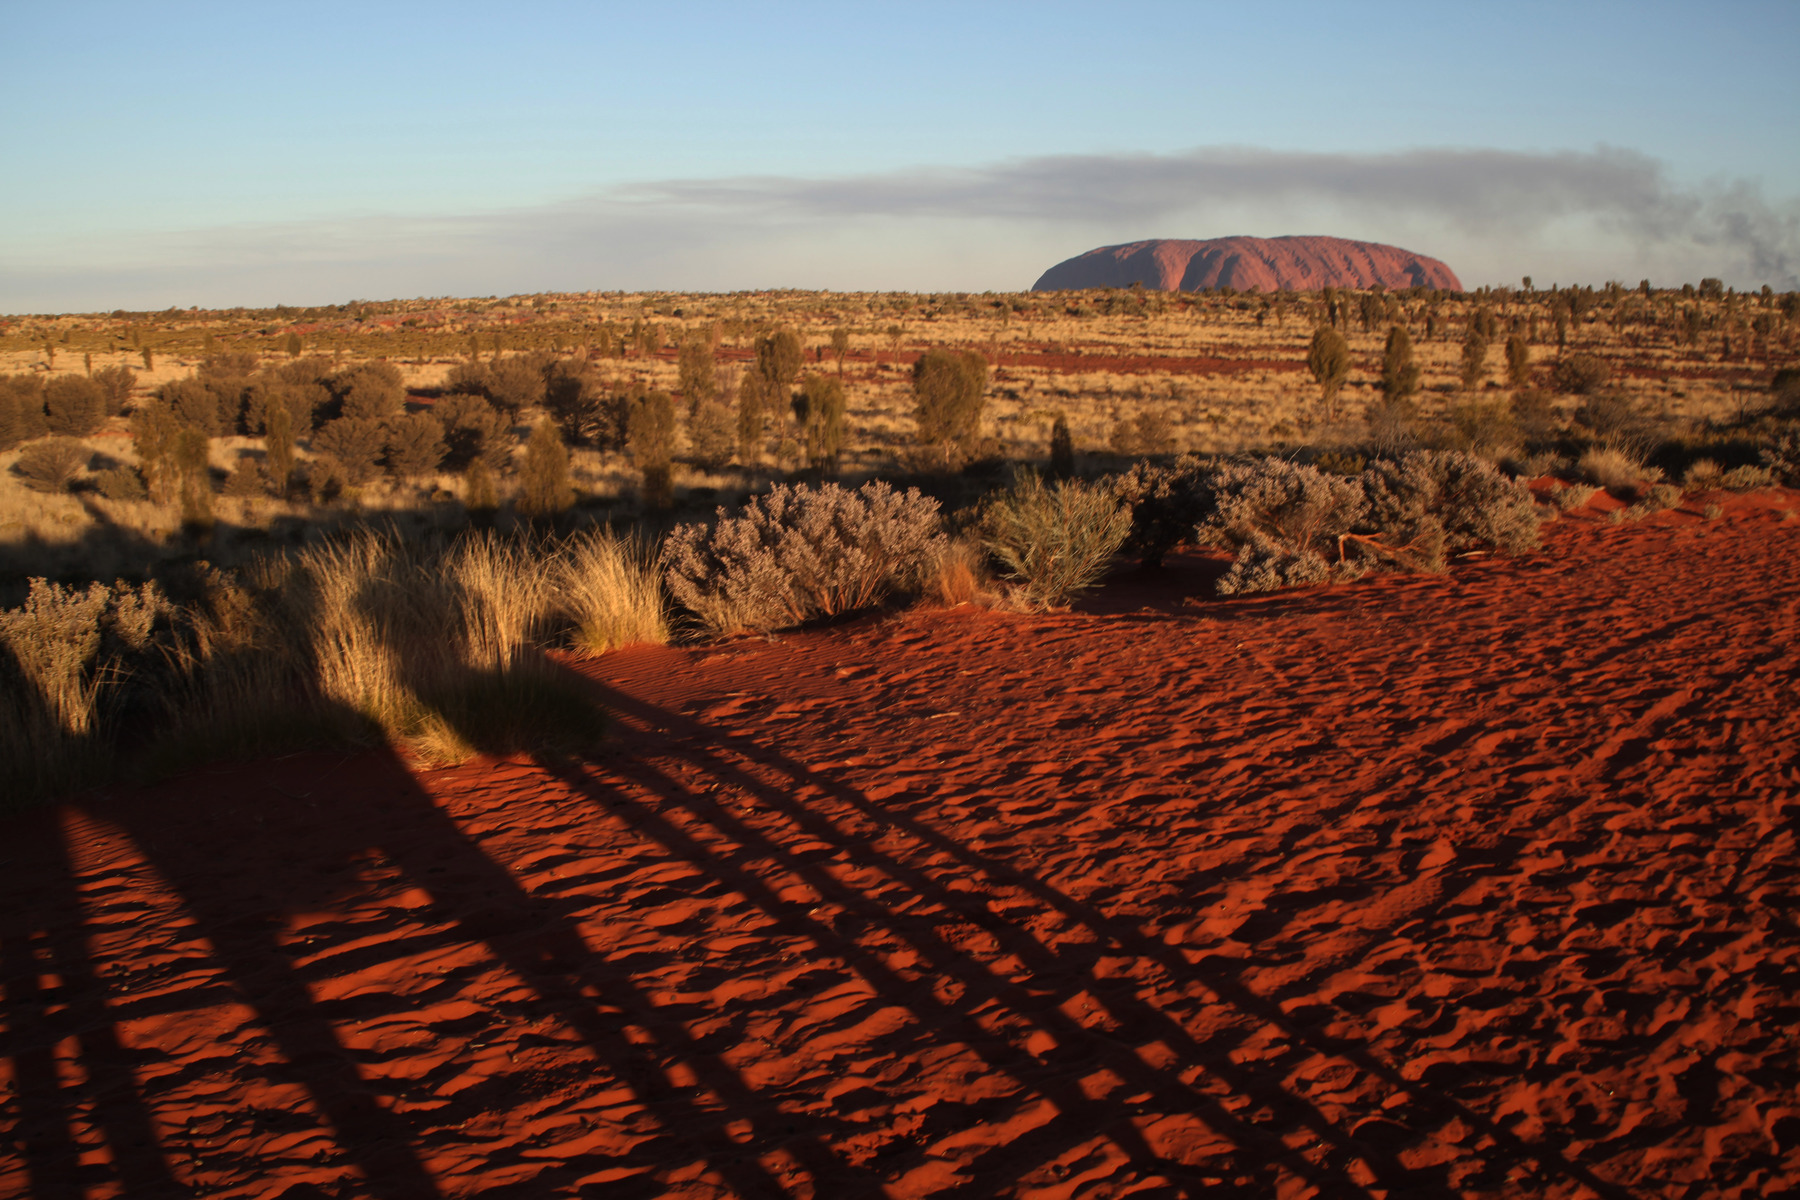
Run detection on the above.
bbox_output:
[541,676,1640,1199]
[2,648,1644,1198]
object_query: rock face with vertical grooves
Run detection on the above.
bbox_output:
[1032,235,1463,293]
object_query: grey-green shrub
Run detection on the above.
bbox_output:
[1761,432,1800,485]
[1112,454,1218,566]
[984,473,1131,609]
[1216,534,1332,596]
[1718,464,1774,491]
[0,579,166,803]
[665,481,946,635]
[1207,458,1367,559]
[1362,451,1541,557]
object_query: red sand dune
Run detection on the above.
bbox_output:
[4,492,1799,1198]
[1033,236,1464,294]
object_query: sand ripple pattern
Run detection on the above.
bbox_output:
[2,498,1797,1198]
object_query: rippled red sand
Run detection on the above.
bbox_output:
[4,491,1798,1198]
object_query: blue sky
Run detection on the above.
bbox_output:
[4,0,1797,310]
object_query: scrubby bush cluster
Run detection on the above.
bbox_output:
[1103,451,1544,596]
[665,481,946,635]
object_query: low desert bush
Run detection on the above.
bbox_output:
[555,529,669,653]
[983,473,1131,609]
[1573,392,1651,455]
[1639,482,1685,513]
[1216,534,1332,596]
[314,417,386,484]
[1362,451,1541,559]
[44,376,107,437]
[95,465,149,501]
[1683,458,1723,489]
[920,537,989,607]
[0,376,49,450]
[1762,431,1800,485]
[0,579,169,803]
[1554,482,1601,511]
[1207,458,1366,558]
[1717,464,1774,491]
[1112,454,1218,566]
[14,437,90,493]
[1554,353,1612,395]
[665,481,946,635]
[1579,446,1658,491]
[1444,401,1516,460]
[91,365,136,415]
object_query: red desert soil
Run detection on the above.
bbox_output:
[4,493,1799,1199]
[1031,236,1464,294]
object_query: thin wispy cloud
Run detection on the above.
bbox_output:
[5,146,1795,311]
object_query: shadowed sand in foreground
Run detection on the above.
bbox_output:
[3,491,1797,1198]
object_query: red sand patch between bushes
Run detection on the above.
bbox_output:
[3,493,1799,1198]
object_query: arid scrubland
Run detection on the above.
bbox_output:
[3,280,1797,800]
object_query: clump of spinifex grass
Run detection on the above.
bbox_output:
[2,528,674,805]
[218,531,608,766]
[555,528,669,653]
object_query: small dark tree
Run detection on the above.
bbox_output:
[830,327,851,377]
[90,365,136,415]
[435,393,513,469]
[130,400,183,505]
[677,339,717,420]
[627,389,677,507]
[444,360,494,399]
[545,362,626,449]
[792,374,847,472]
[1048,413,1075,478]
[175,427,214,530]
[486,353,550,414]
[198,353,260,433]
[464,459,498,515]
[1378,325,1421,404]
[1459,326,1489,391]
[1553,353,1611,395]
[911,347,988,463]
[43,376,106,437]
[753,330,803,401]
[384,412,446,478]
[160,378,221,436]
[333,361,406,422]
[516,421,574,519]
[264,401,295,496]
[690,391,736,470]
[1505,334,1531,388]
[1307,326,1351,420]
[313,417,385,484]
[0,375,49,449]
[14,438,89,493]
[285,331,303,357]
[737,369,767,464]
